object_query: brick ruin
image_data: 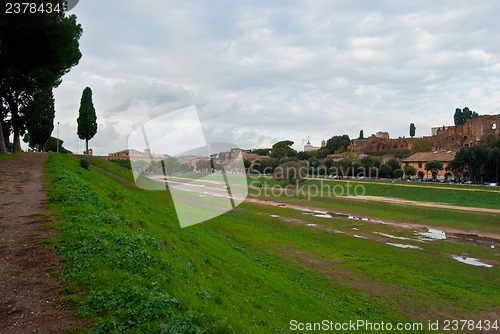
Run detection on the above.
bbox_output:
[350,114,500,153]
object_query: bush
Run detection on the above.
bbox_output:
[79,159,89,170]
[393,168,404,179]
[273,161,307,185]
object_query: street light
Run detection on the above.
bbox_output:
[57,121,60,153]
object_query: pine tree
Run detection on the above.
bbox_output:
[26,88,55,151]
[77,87,97,154]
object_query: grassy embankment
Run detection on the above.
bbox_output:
[45,154,499,333]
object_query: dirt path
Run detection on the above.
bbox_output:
[0,153,88,333]
[343,195,500,214]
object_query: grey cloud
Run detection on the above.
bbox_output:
[52,0,500,155]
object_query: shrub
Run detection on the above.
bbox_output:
[79,159,89,170]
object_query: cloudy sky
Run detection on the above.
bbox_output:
[53,0,500,155]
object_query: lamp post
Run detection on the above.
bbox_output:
[57,121,60,153]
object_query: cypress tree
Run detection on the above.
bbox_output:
[77,87,97,154]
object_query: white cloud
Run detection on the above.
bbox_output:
[52,0,500,155]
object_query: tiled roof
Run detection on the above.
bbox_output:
[402,151,456,162]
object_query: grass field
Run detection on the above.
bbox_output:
[248,176,500,209]
[45,154,499,333]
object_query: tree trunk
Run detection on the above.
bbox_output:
[0,122,7,154]
[85,139,88,154]
[6,92,22,153]
[13,131,22,152]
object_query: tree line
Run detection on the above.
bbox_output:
[447,135,500,183]
[0,1,82,153]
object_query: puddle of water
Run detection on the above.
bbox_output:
[313,214,333,219]
[354,235,367,239]
[302,208,329,215]
[451,256,493,268]
[270,215,280,218]
[386,243,422,250]
[417,228,447,241]
[374,232,413,241]
[306,224,317,227]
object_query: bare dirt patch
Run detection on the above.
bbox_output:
[0,153,89,333]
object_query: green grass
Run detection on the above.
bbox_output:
[0,152,22,161]
[249,176,500,209]
[45,154,500,333]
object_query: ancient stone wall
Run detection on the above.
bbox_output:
[350,114,499,153]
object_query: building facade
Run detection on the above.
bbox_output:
[402,151,456,179]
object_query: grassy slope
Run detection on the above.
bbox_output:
[46,154,499,333]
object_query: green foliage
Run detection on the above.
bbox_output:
[360,156,381,169]
[448,145,490,183]
[109,159,132,170]
[47,136,72,153]
[273,161,307,184]
[454,107,479,126]
[25,87,55,150]
[77,87,98,153]
[386,158,401,172]
[359,129,364,139]
[404,165,417,177]
[251,158,280,174]
[195,159,211,171]
[369,148,412,159]
[325,135,351,154]
[0,3,82,152]
[393,168,404,179]
[378,164,392,178]
[163,156,181,175]
[409,123,416,138]
[270,140,297,159]
[249,148,271,156]
[411,139,432,153]
[79,158,89,170]
[425,160,444,180]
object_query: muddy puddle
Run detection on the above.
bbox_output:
[417,228,447,241]
[264,201,499,248]
[374,232,413,241]
[386,243,423,250]
[263,200,498,268]
[451,256,493,268]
